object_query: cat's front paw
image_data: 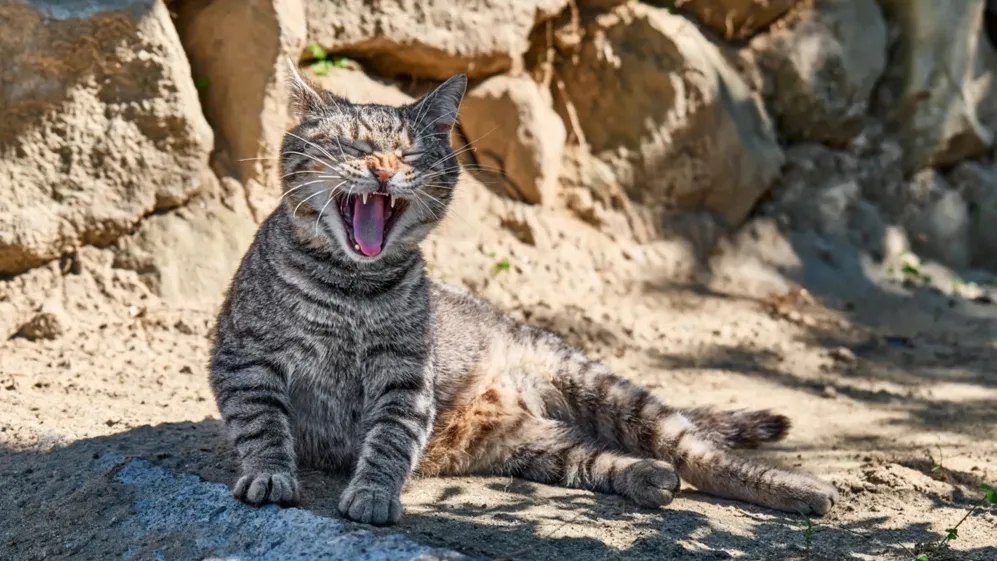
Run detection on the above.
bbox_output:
[338,483,402,525]
[233,470,299,507]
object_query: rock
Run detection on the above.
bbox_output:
[112,179,258,309]
[461,76,566,205]
[174,0,307,222]
[667,0,798,40]
[0,263,61,340]
[829,346,856,363]
[0,0,213,275]
[305,0,569,80]
[901,170,972,270]
[308,67,415,106]
[557,3,784,227]
[876,0,997,172]
[752,0,887,146]
[15,301,69,341]
[949,160,997,270]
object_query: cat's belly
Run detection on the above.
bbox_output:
[288,377,365,472]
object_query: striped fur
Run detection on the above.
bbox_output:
[209,68,838,526]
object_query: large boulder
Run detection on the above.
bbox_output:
[0,0,213,276]
[174,0,307,222]
[876,0,997,173]
[751,0,887,146]
[304,0,568,80]
[665,0,798,40]
[556,3,784,226]
[460,75,566,205]
[113,176,259,308]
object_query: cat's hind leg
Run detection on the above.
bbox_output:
[525,331,837,515]
[419,386,680,508]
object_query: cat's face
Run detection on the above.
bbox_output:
[279,64,467,263]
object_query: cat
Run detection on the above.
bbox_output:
[208,62,839,526]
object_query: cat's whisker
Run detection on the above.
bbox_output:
[285,130,347,162]
[292,188,328,217]
[280,179,328,201]
[283,150,338,174]
[282,169,327,180]
[416,109,461,138]
[425,144,477,169]
[314,190,337,235]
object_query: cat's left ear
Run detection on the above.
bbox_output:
[410,73,467,136]
[285,57,326,116]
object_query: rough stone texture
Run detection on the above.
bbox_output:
[664,0,799,40]
[876,0,997,173]
[0,0,213,275]
[305,0,569,80]
[752,0,887,146]
[948,160,997,271]
[557,3,784,227]
[309,67,416,106]
[15,299,69,341]
[461,76,566,205]
[175,0,307,222]
[112,177,259,308]
[898,170,972,270]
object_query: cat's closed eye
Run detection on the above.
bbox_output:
[341,141,373,157]
[400,150,424,162]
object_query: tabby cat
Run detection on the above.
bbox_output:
[208,62,838,526]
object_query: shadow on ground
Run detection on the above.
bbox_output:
[2,421,994,561]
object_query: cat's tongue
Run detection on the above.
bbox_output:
[352,195,386,257]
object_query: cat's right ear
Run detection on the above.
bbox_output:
[285,57,325,116]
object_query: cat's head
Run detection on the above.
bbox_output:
[279,61,467,263]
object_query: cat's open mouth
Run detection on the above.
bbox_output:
[336,193,409,258]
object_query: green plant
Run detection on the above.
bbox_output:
[195,77,209,90]
[913,483,997,560]
[802,515,814,561]
[306,43,351,76]
[492,258,511,274]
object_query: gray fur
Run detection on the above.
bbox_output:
[209,67,838,527]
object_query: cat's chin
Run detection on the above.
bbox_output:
[334,192,411,261]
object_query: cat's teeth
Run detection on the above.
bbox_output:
[362,193,368,204]
[354,244,360,251]
[390,195,396,208]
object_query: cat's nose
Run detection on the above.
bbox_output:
[371,167,395,185]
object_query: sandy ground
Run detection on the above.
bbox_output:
[2,181,996,560]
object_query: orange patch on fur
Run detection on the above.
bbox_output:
[365,152,400,171]
[418,386,530,477]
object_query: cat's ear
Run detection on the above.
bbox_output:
[410,73,467,136]
[285,57,325,116]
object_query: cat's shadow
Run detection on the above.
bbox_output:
[0,419,954,561]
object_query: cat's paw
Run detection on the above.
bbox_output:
[778,475,839,516]
[792,477,839,516]
[338,484,402,525]
[617,459,681,509]
[232,470,299,507]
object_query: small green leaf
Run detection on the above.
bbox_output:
[493,258,511,273]
[195,77,209,89]
[982,483,997,504]
[916,554,930,561]
[945,527,958,541]
[307,43,327,60]
[310,60,333,76]
[332,57,351,68]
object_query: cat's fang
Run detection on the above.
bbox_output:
[362,193,368,204]
[354,244,360,251]
[390,195,395,208]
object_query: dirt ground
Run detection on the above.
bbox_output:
[2,181,996,560]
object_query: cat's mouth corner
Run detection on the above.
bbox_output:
[337,193,409,258]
